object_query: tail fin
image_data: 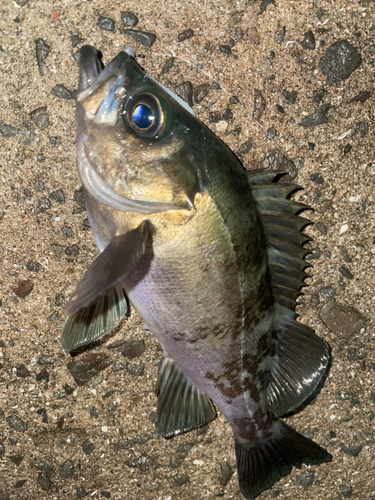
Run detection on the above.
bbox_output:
[234,420,331,499]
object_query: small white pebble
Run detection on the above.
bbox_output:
[339,224,348,234]
[101,426,109,433]
[193,459,204,466]
[349,196,360,203]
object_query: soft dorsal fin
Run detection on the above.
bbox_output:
[247,169,330,417]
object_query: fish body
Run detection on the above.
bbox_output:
[62,46,331,499]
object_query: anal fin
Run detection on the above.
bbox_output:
[155,354,217,438]
[235,420,331,499]
[61,286,128,353]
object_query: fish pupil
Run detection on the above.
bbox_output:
[132,104,155,130]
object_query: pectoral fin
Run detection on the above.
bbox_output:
[66,221,149,316]
[155,354,217,438]
[61,286,128,353]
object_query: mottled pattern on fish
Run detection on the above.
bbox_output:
[62,46,332,499]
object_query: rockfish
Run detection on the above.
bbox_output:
[62,45,331,498]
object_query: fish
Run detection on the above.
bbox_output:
[61,45,332,499]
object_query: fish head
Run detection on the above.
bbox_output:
[76,45,201,212]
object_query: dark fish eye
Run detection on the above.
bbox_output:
[132,104,155,130]
[124,92,166,138]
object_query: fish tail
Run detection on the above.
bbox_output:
[234,420,331,499]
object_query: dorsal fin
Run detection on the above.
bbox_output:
[247,169,330,417]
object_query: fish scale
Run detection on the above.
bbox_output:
[61,45,332,499]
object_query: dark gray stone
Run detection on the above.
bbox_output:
[120,29,157,48]
[37,408,48,423]
[274,26,286,44]
[31,457,53,471]
[160,57,174,75]
[35,197,51,213]
[60,459,74,478]
[55,294,66,307]
[223,107,233,120]
[253,90,266,120]
[266,127,277,140]
[65,245,79,256]
[0,443,4,457]
[194,83,209,103]
[315,222,327,235]
[305,247,322,260]
[38,471,51,491]
[321,286,336,299]
[90,408,100,418]
[9,454,24,466]
[259,0,275,15]
[261,149,297,182]
[125,362,144,376]
[173,472,190,486]
[341,486,353,498]
[343,445,362,457]
[178,29,194,42]
[319,300,366,339]
[30,106,50,129]
[49,189,65,204]
[15,364,30,378]
[121,340,145,360]
[74,187,86,209]
[299,104,330,128]
[125,453,156,470]
[82,439,94,455]
[67,353,112,386]
[219,44,231,55]
[209,111,221,123]
[339,266,353,280]
[76,486,88,498]
[71,35,85,48]
[170,457,181,468]
[309,173,324,184]
[7,415,28,432]
[319,40,362,85]
[220,461,233,487]
[282,89,297,104]
[296,471,315,487]
[175,81,193,107]
[121,11,139,27]
[239,139,252,154]
[97,16,115,32]
[300,30,316,50]
[117,438,132,449]
[62,226,73,238]
[35,39,50,74]
[51,85,72,100]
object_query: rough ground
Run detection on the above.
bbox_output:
[0,0,374,499]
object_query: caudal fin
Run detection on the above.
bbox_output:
[234,420,331,499]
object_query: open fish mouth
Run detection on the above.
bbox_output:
[76,45,186,215]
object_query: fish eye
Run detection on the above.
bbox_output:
[124,92,165,138]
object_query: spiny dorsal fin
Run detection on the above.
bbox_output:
[247,169,330,417]
[156,354,217,438]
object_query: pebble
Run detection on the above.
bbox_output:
[248,27,261,45]
[36,367,49,383]
[239,139,252,154]
[160,57,174,76]
[321,286,336,299]
[275,104,284,114]
[223,107,233,120]
[125,362,144,376]
[339,266,353,280]
[343,144,352,155]
[71,35,85,48]
[296,471,315,487]
[319,300,366,339]
[300,30,316,50]
[220,461,233,487]
[51,85,72,100]
[14,480,27,489]
[49,189,65,204]
[101,492,111,499]
[259,0,275,15]
[135,434,150,445]
[15,364,30,378]
[299,104,330,128]
[319,41,362,85]
[13,280,33,298]
[266,127,277,140]
[261,149,297,182]
[90,408,100,418]
[35,197,51,213]
[9,453,24,466]
[82,439,94,455]
[178,29,194,42]
[174,81,193,107]
[341,486,353,498]
[97,16,115,32]
[76,486,88,498]
[125,453,155,471]
[173,472,190,486]
[121,11,139,27]
[209,111,221,123]
[121,340,145,359]
[305,247,321,260]
[310,88,327,103]
[342,445,362,457]
[274,26,286,44]
[117,438,132,449]
[0,120,20,137]
[349,91,371,103]
[67,353,112,386]
[31,457,53,471]
[120,29,157,48]
[170,457,181,468]
[315,221,327,235]
[59,459,74,478]
[54,293,66,307]
[308,142,315,150]
[253,90,266,120]
[38,471,51,491]
[62,226,73,238]
[74,187,86,209]
[219,45,231,55]
[194,83,209,103]
[65,244,79,256]
[37,408,48,423]
[35,39,50,74]
[309,173,324,184]
[30,106,50,130]
[34,179,45,192]
[282,90,297,104]
[47,311,59,322]
[357,121,368,137]
[0,443,5,457]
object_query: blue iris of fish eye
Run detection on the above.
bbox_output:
[132,104,155,130]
